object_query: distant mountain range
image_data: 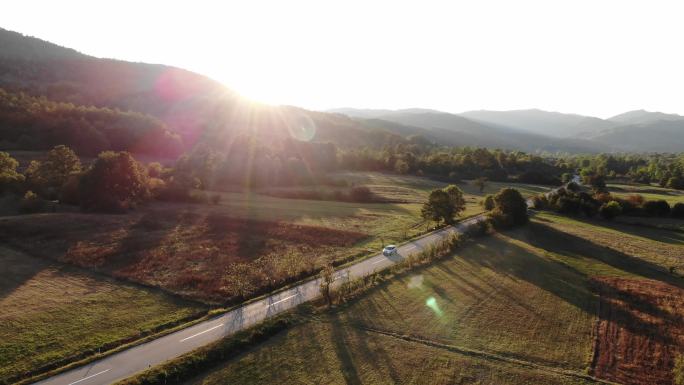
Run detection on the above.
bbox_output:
[331,107,684,153]
[0,26,682,155]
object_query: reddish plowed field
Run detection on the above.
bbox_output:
[0,212,367,303]
[591,277,684,385]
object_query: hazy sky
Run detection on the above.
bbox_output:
[2,0,683,118]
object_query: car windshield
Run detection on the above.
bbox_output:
[386,246,395,249]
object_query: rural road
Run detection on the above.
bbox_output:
[34,215,487,385]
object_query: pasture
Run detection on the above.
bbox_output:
[179,210,684,385]
[0,247,205,383]
[0,172,547,304]
[607,183,684,206]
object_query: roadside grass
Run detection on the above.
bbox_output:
[607,183,684,205]
[175,212,684,384]
[185,320,596,385]
[0,247,205,383]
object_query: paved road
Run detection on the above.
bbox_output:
[35,215,486,385]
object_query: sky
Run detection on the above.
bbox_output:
[2,0,684,118]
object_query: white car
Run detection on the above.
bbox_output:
[382,245,397,256]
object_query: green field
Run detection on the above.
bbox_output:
[0,247,206,382]
[182,207,684,385]
[607,183,684,205]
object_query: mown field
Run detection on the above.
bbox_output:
[0,246,205,383]
[182,210,684,385]
[608,183,684,206]
[187,321,596,385]
[0,172,547,304]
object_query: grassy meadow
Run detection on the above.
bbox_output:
[607,183,684,205]
[0,247,206,383]
[0,172,547,304]
[180,207,684,385]
[186,321,595,385]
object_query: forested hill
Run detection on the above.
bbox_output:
[0,28,408,156]
[0,88,182,156]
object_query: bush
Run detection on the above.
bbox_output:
[672,203,684,219]
[20,190,46,213]
[599,201,622,220]
[482,194,495,210]
[580,200,599,217]
[530,195,548,210]
[0,151,25,193]
[348,186,374,202]
[668,176,684,190]
[642,200,671,217]
[464,218,492,237]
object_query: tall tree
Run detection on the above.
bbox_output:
[421,189,456,225]
[26,145,81,198]
[79,151,149,212]
[443,184,466,217]
[490,188,528,228]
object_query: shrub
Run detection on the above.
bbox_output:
[529,195,548,210]
[0,151,25,193]
[566,181,580,192]
[626,194,645,207]
[482,194,495,210]
[20,190,46,213]
[599,201,622,220]
[556,196,582,214]
[59,173,82,205]
[348,186,374,202]
[642,200,671,217]
[672,203,684,219]
[668,176,684,190]
[580,200,599,217]
[464,218,492,237]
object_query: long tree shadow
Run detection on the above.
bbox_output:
[502,222,684,338]
[513,222,684,288]
[0,246,46,301]
[564,215,684,245]
[329,317,362,385]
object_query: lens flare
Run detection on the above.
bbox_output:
[285,112,316,142]
[425,296,443,316]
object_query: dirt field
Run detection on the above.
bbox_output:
[591,277,684,385]
[0,212,366,303]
